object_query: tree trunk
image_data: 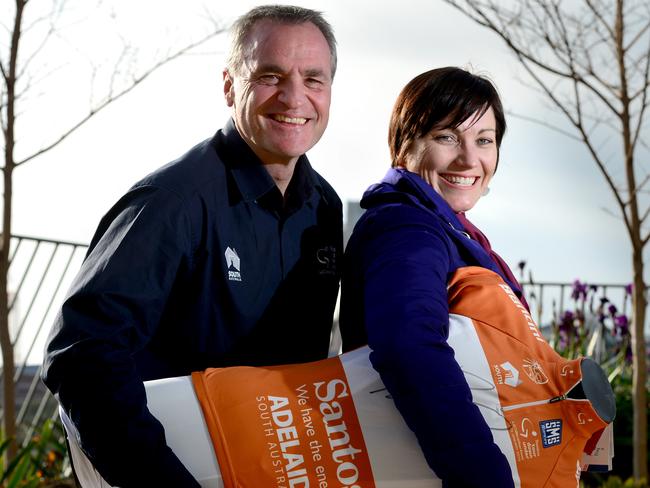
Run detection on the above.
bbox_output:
[631,246,648,481]
[0,168,15,460]
[1,62,16,459]
[615,1,648,479]
[0,0,23,463]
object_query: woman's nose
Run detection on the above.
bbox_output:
[455,142,479,168]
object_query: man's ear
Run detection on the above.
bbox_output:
[223,69,234,107]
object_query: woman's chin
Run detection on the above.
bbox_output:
[446,199,479,214]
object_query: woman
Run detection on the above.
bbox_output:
[339,67,526,487]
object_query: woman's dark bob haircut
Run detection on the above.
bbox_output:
[389,67,506,167]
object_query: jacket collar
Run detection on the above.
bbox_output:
[215,118,322,206]
[364,168,465,233]
[363,168,521,292]
[385,168,465,231]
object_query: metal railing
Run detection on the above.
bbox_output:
[0,234,88,444]
[521,280,631,327]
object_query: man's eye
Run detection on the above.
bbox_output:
[258,74,280,84]
[305,78,323,88]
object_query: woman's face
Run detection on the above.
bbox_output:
[403,107,498,213]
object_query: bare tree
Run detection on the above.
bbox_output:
[442,0,649,481]
[0,0,225,460]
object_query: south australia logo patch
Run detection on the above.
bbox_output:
[225,247,241,282]
[494,361,522,387]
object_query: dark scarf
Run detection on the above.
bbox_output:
[456,212,530,312]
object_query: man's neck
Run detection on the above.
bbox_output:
[263,160,297,196]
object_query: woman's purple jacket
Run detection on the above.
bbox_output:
[340,168,525,488]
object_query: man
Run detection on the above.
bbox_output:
[42,5,342,487]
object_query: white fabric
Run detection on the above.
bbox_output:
[60,376,221,488]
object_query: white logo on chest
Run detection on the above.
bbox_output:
[225,247,241,282]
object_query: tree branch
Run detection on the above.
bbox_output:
[443,1,622,118]
[602,205,626,222]
[16,22,57,82]
[642,203,650,226]
[630,79,650,101]
[506,110,583,140]
[517,50,633,235]
[553,0,589,133]
[584,0,617,42]
[15,27,224,166]
[631,35,650,151]
[0,60,7,83]
[642,229,650,247]
[624,18,650,52]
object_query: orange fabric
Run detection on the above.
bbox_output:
[448,267,609,487]
[192,357,376,488]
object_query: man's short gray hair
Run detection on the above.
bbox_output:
[226,5,337,79]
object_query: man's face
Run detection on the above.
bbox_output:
[224,21,333,166]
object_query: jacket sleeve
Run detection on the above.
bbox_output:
[42,185,200,487]
[345,205,514,488]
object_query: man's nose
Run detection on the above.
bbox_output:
[277,76,305,108]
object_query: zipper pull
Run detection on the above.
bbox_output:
[549,394,567,403]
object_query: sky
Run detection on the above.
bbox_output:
[6,0,639,286]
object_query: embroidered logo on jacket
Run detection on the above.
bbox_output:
[540,419,562,448]
[316,245,337,276]
[523,358,549,385]
[493,361,522,387]
[225,247,241,282]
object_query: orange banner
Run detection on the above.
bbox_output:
[192,355,376,488]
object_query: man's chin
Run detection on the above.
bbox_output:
[267,141,317,161]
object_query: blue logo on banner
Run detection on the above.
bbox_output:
[540,419,562,448]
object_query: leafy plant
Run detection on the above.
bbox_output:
[581,475,649,488]
[0,419,74,487]
[549,279,632,367]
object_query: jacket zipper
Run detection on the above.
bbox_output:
[501,378,583,413]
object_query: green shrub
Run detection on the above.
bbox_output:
[0,419,74,487]
[583,475,649,488]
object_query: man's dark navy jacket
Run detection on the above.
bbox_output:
[42,119,343,487]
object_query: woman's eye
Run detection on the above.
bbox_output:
[478,137,494,145]
[435,134,457,144]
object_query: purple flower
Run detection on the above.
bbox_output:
[559,311,575,332]
[608,304,618,316]
[571,280,588,300]
[614,315,629,336]
[625,343,633,363]
[625,283,633,297]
